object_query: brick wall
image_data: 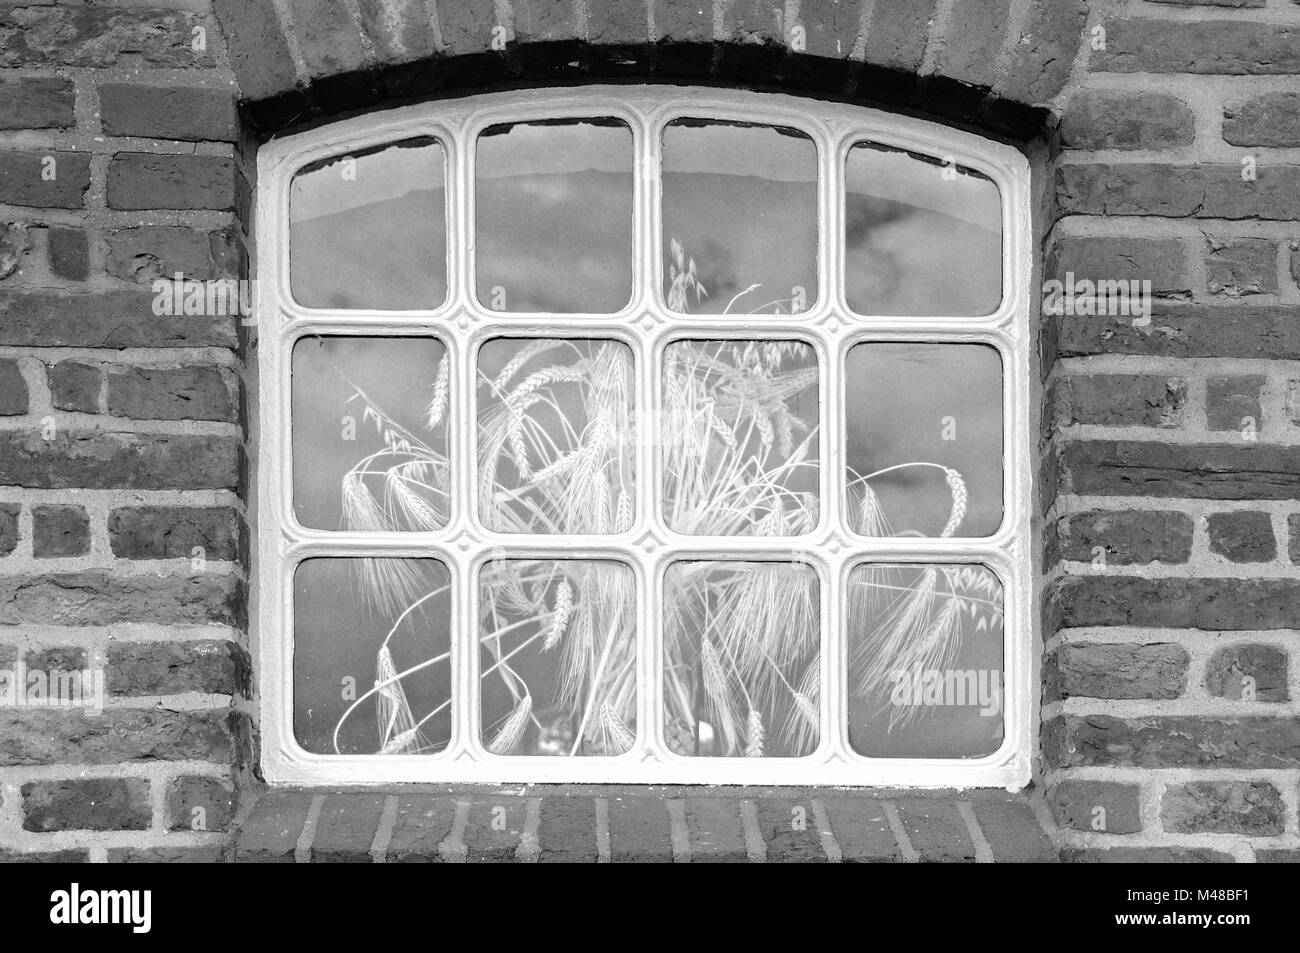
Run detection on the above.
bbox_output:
[0,0,1297,862]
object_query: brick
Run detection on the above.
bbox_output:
[822,798,901,863]
[1092,20,1300,75]
[107,639,250,697]
[606,796,673,863]
[106,225,242,283]
[167,776,235,833]
[0,848,89,863]
[1063,847,1234,863]
[1163,781,1284,835]
[933,0,1012,89]
[799,0,863,60]
[1045,714,1300,769]
[0,291,237,349]
[1057,441,1300,500]
[0,358,26,415]
[684,798,747,862]
[107,364,236,423]
[107,154,238,211]
[862,0,934,73]
[0,708,242,766]
[0,502,18,556]
[287,0,370,78]
[895,800,975,862]
[1057,164,1300,220]
[1292,513,1300,564]
[1050,237,1190,299]
[588,0,650,46]
[436,0,502,57]
[48,361,101,414]
[515,0,583,43]
[0,571,243,627]
[1146,0,1262,5]
[755,799,826,863]
[1047,375,1185,429]
[0,222,31,279]
[1048,642,1189,700]
[213,0,299,102]
[31,504,89,558]
[1049,576,1300,630]
[1205,643,1289,702]
[311,794,385,862]
[109,506,242,561]
[1224,93,1300,147]
[1206,510,1275,563]
[538,796,597,863]
[100,84,238,143]
[233,790,313,863]
[1052,304,1300,361]
[1206,239,1276,297]
[23,778,150,832]
[1060,91,1195,150]
[46,226,89,282]
[1048,780,1142,834]
[0,151,90,209]
[1257,849,1300,863]
[356,0,440,62]
[1206,375,1264,433]
[109,847,226,863]
[1050,510,1193,566]
[972,801,1056,863]
[24,645,86,672]
[0,76,74,130]
[0,6,215,68]
[385,795,456,862]
[995,0,1088,104]
[0,431,241,490]
[462,798,525,862]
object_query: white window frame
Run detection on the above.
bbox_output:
[254,86,1034,789]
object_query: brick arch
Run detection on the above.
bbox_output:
[214,0,1090,138]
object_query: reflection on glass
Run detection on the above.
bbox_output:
[476,120,634,313]
[845,144,1001,316]
[295,557,451,756]
[662,340,818,536]
[845,343,1001,538]
[664,561,820,758]
[847,563,1004,758]
[662,121,817,315]
[477,338,634,534]
[479,559,636,757]
[292,336,449,531]
[290,139,447,309]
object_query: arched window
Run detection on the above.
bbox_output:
[256,87,1033,787]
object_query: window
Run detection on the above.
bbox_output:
[256,88,1033,787]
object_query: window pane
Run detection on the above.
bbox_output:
[294,557,451,755]
[662,340,819,536]
[480,559,636,757]
[290,138,446,309]
[477,338,634,534]
[845,144,1001,316]
[845,343,1001,538]
[664,561,820,758]
[476,119,633,313]
[847,563,1003,758]
[662,121,817,315]
[293,336,450,531]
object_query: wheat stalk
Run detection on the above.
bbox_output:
[487,694,532,755]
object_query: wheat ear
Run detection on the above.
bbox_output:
[543,580,573,650]
[744,709,765,758]
[487,694,532,755]
[940,467,968,538]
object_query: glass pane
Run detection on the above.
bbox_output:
[476,119,633,313]
[847,563,1004,758]
[662,120,817,315]
[290,138,446,309]
[479,559,636,757]
[294,557,451,756]
[293,336,450,531]
[664,561,820,758]
[477,338,634,534]
[845,343,1001,538]
[662,340,818,536]
[845,143,1001,316]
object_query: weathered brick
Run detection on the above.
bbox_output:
[0,848,89,863]
[1050,510,1193,566]
[1057,441,1300,500]
[1205,643,1289,702]
[0,222,31,279]
[0,291,237,349]
[972,801,1056,863]
[1206,239,1276,297]
[538,796,597,863]
[0,708,241,766]
[1050,237,1190,298]
[895,800,975,862]
[755,799,825,863]
[1062,846,1234,863]
[166,776,234,833]
[1093,19,1300,74]
[311,794,385,862]
[0,502,18,556]
[107,639,250,697]
[107,154,238,211]
[606,796,673,863]
[994,0,1088,104]
[862,0,935,73]
[1057,164,1300,220]
[1052,305,1300,361]
[822,798,901,863]
[109,847,226,863]
[0,151,90,208]
[287,0,371,78]
[1257,849,1300,863]
[109,505,242,561]
[100,84,238,142]
[356,0,439,62]
[799,0,863,60]
[1060,91,1195,150]
[233,790,312,863]
[0,358,26,415]
[0,76,74,130]
[1206,510,1276,563]
[514,0,583,43]
[1048,780,1142,834]
[31,504,89,558]
[46,226,89,281]
[1047,642,1189,700]
[1206,375,1264,433]
[1224,92,1300,147]
[0,431,242,490]
[1163,781,1284,835]
[106,225,242,283]
[48,361,101,414]
[684,798,747,862]
[1045,714,1300,769]
[934,0,1012,89]
[213,0,299,102]
[436,0,502,57]
[462,797,525,862]
[24,645,86,673]
[385,795,456,863]
[0,6,216,68]
[0,571,243,626]
[106,364,236,423]
[1049,576,1300,630]
[1146,0,1262,6]
[23,778,150,832]
[1047,375,1185,429]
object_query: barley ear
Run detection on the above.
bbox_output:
[744,708,765,758]
[487,695,532,755]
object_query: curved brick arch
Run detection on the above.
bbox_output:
[214,0,1089,137]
